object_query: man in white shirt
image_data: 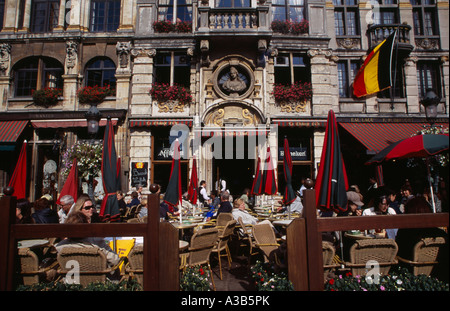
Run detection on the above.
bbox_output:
[58,195,75,223]
[199,180,211,206]
[232,198,258,225]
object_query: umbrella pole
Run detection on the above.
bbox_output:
[426,158,437,213]
[288,203,291,220]
[339,231,345,268]
[179,202,183,223]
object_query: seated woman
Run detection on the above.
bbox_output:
[69,194,100,223]
[55,212,120,267]
[362,194,397,238]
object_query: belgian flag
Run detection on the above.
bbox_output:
[353,30,397,98]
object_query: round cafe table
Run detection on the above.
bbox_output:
[272,219,293,228]
[179,240,189,251]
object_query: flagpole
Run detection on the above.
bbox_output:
[390,27,399,110]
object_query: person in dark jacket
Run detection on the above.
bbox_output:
[32,198,59,224]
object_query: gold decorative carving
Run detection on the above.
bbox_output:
[213,108,225,126]
[279,101,308,113]
[242,108,256,126]
[156,100,187,113]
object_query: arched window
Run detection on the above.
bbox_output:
[13,57,63,97]
[85,58,116,90]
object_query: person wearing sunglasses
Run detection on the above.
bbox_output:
[69,194,99,223]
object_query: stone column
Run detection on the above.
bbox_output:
[1,0,20,33]
[118,0,135,32]
[0,43,11,110]
[115,42,132,110]
[63,41,80,110]
[130,47,156,115]
[404,56,420,114]
[307,49,339,116]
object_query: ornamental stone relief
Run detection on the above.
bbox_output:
[212,58,255,100]
[204,103,261,127]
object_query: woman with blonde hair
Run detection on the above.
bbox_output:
[69,194,98,223]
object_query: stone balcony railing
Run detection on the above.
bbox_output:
[367,24,413,53]
[197,7,270,33]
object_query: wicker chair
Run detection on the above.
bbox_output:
[397,236,446,276]
[252,222,280,265]
[17,248,59,286]
[216,213,234,233]
[322,241,340,282]
[211,219,236,280]
[236,217,259,266]
[180,227,219,290]
[345,238,398,277]
[57,247,125,287]
[126,244,144,286]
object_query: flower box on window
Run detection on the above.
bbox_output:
[271,20,309,35]
[153,20,192,33]
[272,82,312,113]
[150,83,192,113]
[32,87,63,108]
[77,85,114,105]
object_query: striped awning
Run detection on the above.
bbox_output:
[130,119,193,127]
[339,122,449,153]
[0,120,28,143]
[31,119,118,128]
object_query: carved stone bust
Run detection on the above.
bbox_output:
[214,61,254,99]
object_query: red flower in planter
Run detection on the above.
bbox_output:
[77,85,114,104]
[32,87,63,108]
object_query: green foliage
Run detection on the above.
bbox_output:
[324,267,449,291]
[250,261,294,291]
[180,265,213,291]
[16,279,142,291]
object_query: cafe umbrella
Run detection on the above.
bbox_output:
[251,156,263,196]
[8,140,27,199]
[315,109,348,214]
[164,139,183,223]
[262,146,278,212]
[99,117,121,222]
[366,133,449,213]
[282,137,297,218]
[56,158,79,206]
[188,157,199,213]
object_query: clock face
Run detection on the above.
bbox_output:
[43,160,57,174]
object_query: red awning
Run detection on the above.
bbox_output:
[130,119,193,127]
[0,120,28,142]
[339,122,449,153]
[31,119,117,128]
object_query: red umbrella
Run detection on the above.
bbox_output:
[56,158,79,205]
[282,137,296,206]
[366,134,449,164]
[315,110,348,213]
[99,118,121,222]
[262,146,278,195]
[8,140,27,199]
[366,133,449,213]
[251,156,263,195]
[164,139,182,209]
[188,157,198,205]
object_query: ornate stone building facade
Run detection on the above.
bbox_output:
[0,0,448,200]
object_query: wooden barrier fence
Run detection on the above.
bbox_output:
[1,186,448,291]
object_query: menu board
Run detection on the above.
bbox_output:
[131,162,148,187]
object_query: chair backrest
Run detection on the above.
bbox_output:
[57,246,108,287]
[349,238,398,276]
[216,220,237,250]
[188,228,219,266]
[412,236,446,276]
[252,222,278,261]
[18,248,40,285]
[127,244,144,285]
[322,241,336,266]
[217,213,233,227]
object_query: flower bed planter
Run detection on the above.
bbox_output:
[77,85,114,105]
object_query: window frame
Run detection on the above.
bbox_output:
[154,51,191,87]
[30,0,60,33]
[85,57,117,90]
[13,57,64,97]
[90,0,121,33]
[158,0,193,22]
[417,60,441,99]
[271,0,306,22]
[274,52,310,85]
[333,0,359,36]
[411,0,438,37]
[337,59,359,98]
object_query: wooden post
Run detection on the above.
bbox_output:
[0,187,16,291]
[287,218,309,290]
[143,185,161,290]
[303,187,324,291]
